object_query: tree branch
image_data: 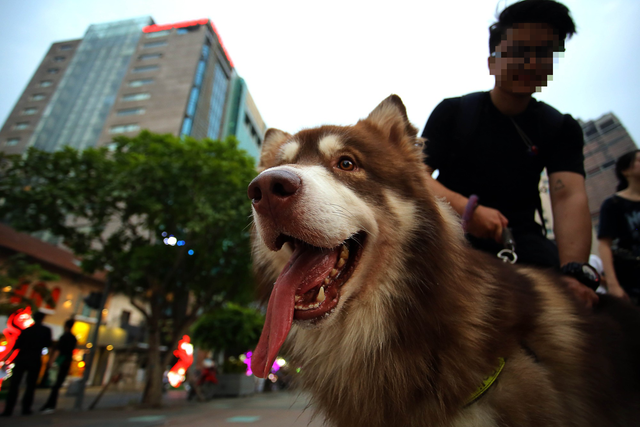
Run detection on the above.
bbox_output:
[129,296,150,321]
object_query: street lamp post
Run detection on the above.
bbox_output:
[73,277,111,411]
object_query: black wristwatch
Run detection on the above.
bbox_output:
[560,262,601,291]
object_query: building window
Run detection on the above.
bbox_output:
[122,93,150,102]
[132,65,159,73]
[14,122,29,130]
[180,117,193,136]
[60,44,73,50]
[584,125,598,138]
[39,80,53,87]
[207,62,229,139]
[143,41,167,48]
[6,138,20,146]
[117,107,146,116]
[54,56,66,62]
[177,26,198,35]
[30,93,46,101]
[586,166,601,176]
[120,310,131,328]
[110,123,140,134]
[128,78,154,87]
[181,44,210,137]
[599,119,615,131]
[47,68,59,74]
[138,53,162,60]
[23,107,38,115]
[146,30,170,38]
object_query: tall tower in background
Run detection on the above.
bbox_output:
[221,76,266,160]
[580,113,637,230]
[0,17,265,160]
[0,18,153,155]
[538,113,636,251]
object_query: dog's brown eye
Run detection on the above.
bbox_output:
[338,157,356,171]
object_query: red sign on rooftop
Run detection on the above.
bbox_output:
[142,18,234,68]
[142,18,209,33]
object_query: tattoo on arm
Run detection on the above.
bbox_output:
[553,179,566,192]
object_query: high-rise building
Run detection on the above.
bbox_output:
[222,76,267,160]
[535,113,636,252]
[0,17,265,159]
[580,113,637,229]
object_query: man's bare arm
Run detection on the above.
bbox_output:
[425,166,469,216]
[426,167,508,242]
[548,171,592,265]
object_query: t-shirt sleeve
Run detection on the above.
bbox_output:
[598,197,618,239]
[421,98,459,171]
[545,114,585,176]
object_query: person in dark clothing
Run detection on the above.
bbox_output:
[40,318,77,413]
[598,150,640,303]
[422,0,597,307]
[1,311,52,416]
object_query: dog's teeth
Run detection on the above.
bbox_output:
[337,258,345,268]
[317,286,325,303]
[295,295,301,302]
[324,277,330,285]
[331,268,338,277]
[341,246,349,259]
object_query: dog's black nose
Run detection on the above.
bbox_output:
[248,169,301,214]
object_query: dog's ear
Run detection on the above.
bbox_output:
[365,95,424,161]
[258,128,292,172]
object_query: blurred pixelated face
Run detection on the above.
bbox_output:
[489,23,562,95]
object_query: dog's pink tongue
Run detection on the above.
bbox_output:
[252,244,338,378]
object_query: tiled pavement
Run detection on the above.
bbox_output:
[0,387,325,426]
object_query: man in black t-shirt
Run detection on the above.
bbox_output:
[422,0,597,306]
[1,311,52,416]
[40,318,77,413]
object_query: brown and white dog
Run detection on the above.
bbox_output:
[247,95,640,426]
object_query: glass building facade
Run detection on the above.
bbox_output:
[207,63,229,140]
[29,17,153,152]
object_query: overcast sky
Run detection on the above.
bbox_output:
[1,0,639,145]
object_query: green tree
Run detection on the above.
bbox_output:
[191,302,265,358]
[0,254,59,316]
[0,131,256,407]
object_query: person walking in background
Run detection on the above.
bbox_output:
[597,150,640,303]
[422,0,598,306]
[40,318,77,414]
[1,311,52,416]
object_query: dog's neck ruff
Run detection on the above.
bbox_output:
[464,357,506,407]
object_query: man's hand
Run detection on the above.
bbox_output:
[466,205,509,243]
[561,276,599,308]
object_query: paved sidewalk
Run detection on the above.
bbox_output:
[0,388,325,426]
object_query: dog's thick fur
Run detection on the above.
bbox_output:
[249,95,640,426]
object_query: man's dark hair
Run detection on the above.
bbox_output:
[32,311,46,324]
[64,318,76,330]
[489,0,577,53]
[615,150,640,191]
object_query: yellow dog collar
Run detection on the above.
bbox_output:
[465,357,506,406]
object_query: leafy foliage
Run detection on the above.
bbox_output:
[0,254,59,316]
[0,131,258,405]
[191,302,265,356]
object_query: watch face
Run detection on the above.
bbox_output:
[581,264,598,281]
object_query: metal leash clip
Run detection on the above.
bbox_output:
[497,227,518,264]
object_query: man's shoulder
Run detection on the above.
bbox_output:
[534,100,580,126]
[440,91,488,105]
